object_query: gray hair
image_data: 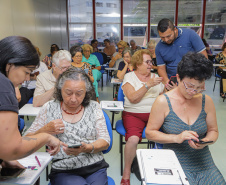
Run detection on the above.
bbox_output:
[130,39,136,44]
[122,48,132,57]
[54,67,95,107]
[52,50,71,66]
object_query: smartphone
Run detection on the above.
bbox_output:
[193,139,213,144]
[0,168,25,178]
[30,71,40,77]
[84,68,89,74]
[169,76,177,85]
[91,65,96,69]
[68,143,82,148]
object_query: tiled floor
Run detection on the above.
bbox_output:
[25,73,226,185]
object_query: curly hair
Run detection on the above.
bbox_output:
[82,44,93,53]
[177,52,213,81]
[222,42,226,51]
[131,49,152,70]
[54,68,95,107]
[70,46,83,57]
[117,40,127,48]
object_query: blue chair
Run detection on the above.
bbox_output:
[115,83,154,175]
[92,52,106,90]
[48,111,115,185]
[18,117,25,134]
[27,97,33,104]
[213,73,221,92]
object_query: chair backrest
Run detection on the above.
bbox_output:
[92,52,104,65]
[100,52,108,65]
[102,111,113,154]
[28,97,33,104]
[117,83,124,104]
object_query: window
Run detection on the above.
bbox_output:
[96,2,103,7]
[107,3,117,8]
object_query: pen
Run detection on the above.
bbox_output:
[35,155,41,167]
[177,170,184,185]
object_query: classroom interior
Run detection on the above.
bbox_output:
[1,0,225,185]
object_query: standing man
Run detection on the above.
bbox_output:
[155,18,207,85]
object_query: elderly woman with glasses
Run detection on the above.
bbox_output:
[81,44,102,101]
[25,68,110,185]
[70,46,94,83]
[146,52,226,185]
[120,49,164,185]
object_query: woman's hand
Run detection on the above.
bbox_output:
[63,142,92,156]
[123,59,129,67]
[188,138,212,150]
[41,119,65,135]
[165,81,177,91]
[1,160,25,169]
[147,74,163,88]
[176,130,199,144]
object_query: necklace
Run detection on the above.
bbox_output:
[61,102,83,115]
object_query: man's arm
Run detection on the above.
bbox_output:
[157,65,169,84]
[33,87,54,107]
[200,49,208,59]
[0,111,61,161]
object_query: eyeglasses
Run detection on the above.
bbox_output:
[84,50,91,53]
[183,81,206,94]
[118,47,124,50]
[57,65,71,71]
[74,55,83,58]
[144,60,153,65]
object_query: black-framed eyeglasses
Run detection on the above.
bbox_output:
[183,81,206,94]
[57,65,71,71]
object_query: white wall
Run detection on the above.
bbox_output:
[0,0,68,60]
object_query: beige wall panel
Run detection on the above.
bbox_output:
[0,0,14,38]
[0,0,68,59]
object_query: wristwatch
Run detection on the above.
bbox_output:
[144,83,149,90]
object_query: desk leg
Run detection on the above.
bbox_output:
[111,112,115,130]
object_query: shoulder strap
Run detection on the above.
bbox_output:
[202,94,206,110]
[163,94,173,111]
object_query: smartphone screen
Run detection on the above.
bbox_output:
[84,68,89,74]
[0,168,25,178]
[68,144,82,148]
[169,76,177,85]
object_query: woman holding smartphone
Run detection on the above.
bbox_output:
[70,46,94,83]
[146,52,225,184]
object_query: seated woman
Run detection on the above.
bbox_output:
[147,40,158,73]
[42,44,59,69]
[70,46,94,83]
[121,49,164,185]
[215,42,226,98]
[25,68,110,185]
[117,48,133,80]
[109,40,127,68]
[146,52,226,185]
[81,44,102,102]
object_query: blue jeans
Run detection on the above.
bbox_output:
[50,168,108,185]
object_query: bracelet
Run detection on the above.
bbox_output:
[90,143,94,154]
[144,83,149,90]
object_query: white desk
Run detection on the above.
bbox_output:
[136,149,189,185]
[0,152,52,185]
[111,78,122,85]
[100,101,124,112]
[19,104,42,117]
[105,67,117,71]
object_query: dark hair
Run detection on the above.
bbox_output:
[222,42,226,51]
[177,52,213,81]
[54,68,95,107]
[157,18,175,33]
[104,39,110,43]
[50,44,59,54]
[91,39,98,45]
[0,36,40,75]
[70,46,83,57]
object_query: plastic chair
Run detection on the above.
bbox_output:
[115,83,154,175]
[27,97,33,104]
[213,73,221,92]
[48,111,115,185]
[92,52,106,90]
[18,117,25,134]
